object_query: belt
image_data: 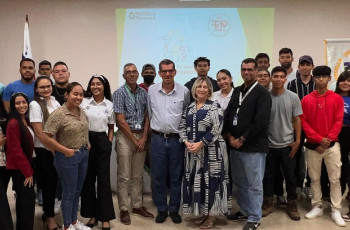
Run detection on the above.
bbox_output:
[152,130,179,138]
[131,129,143,134]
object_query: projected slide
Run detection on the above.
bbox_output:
[116,8,274,87]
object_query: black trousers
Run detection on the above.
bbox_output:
[35,147,58,217]
[263,147,297,200]
[339,127,350,194]
[81,131,115,222]
[11,169,35,230]
[0,166,13,230]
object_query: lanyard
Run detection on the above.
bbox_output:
[236,81,258,115]
[124,84,136,104]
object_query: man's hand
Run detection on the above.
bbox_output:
[136,136,147,152]
[320,137,331,149]
[231,138,243,149]
[289,141,300,158]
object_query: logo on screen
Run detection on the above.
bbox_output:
[209,15,230,36]
[129,11,156,20]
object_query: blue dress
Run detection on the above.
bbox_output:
[179,100,231,216]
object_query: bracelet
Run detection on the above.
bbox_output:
[238,137,245,144]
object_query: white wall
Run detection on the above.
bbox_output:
[0,0,349,91]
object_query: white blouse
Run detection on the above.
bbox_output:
[81,97,115,132]
[211,88,233,111]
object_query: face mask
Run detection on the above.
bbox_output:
[143,75,155,84]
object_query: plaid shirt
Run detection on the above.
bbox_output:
[113,84,147,130]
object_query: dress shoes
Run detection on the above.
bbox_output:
[132,206,154,218]
[120,210,131,225]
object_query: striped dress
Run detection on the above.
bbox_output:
[179,100,231,216]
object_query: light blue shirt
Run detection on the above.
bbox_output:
[148,82,190,133]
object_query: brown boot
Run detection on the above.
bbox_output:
[286,199,300,221]
[262,197,274,217]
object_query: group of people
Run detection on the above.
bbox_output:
[0,48,349,230]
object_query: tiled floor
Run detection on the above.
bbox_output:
[7,185,350,229]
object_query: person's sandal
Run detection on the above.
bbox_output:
[194,215,208,225]
[200,216,216,229]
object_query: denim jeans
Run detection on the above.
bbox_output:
[230,149,266,223]
[54,147,89,227]
[150,133,184,212]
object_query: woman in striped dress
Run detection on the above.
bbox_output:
[179,77,231,229]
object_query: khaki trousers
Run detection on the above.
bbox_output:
[306,143,342,210]
[115,130,146,211]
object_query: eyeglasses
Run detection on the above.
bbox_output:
[159,69,175,74]
[124,70,139,76]
[38,85,52,89]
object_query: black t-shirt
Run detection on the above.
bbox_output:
[52,85,66,105]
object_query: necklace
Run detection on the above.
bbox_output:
[54,85,65,96]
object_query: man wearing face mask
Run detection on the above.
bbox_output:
[139,64,156,92]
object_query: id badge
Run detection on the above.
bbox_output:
[135,123,141,130]
[232,115,238,126]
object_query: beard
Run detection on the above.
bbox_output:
[281,62,292,69]
[21,73,35,83]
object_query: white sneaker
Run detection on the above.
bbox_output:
[62,225,75,230]
[331,210,346,227]
[305,206,323,219]
[73,220,91,230]
[54,199,61,215]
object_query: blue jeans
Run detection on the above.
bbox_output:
[54,147,89,227]
[230,149,266,223]
[150,133,184,212]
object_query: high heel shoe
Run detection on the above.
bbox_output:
[86,218,98,228]
[42,213,60,230]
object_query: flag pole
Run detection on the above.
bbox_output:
[26,14,29,24]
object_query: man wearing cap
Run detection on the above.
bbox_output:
[139,64,156,92]
[185,57,220,102]
[287,55,315,199]
[278,48,298,88]
[113,63,154,225]
[301,66,345,227]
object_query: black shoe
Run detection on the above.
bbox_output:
[169,211,182,224]
[86,218,98,228]
[155,211,168,223]
[243,222,261,230]
[226,211,248,222]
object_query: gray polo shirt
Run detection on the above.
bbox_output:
[148,82,190,134]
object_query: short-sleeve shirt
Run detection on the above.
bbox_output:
[44,104,89,149]
[29,96,61,148]
[343,96,350,126]
[211,88,233,111]
[113,84,147,130]
[81,97,115,132]
[268,90,303,148]
[148,82,190,133]
[3,80,35,102]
